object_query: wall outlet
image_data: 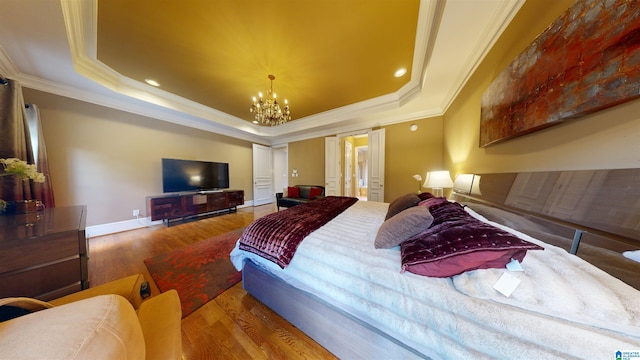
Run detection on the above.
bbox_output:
[133,209,140,217]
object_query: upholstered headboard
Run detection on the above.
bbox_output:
[453,169,639,242]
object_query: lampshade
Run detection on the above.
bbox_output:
[424,170,454,197]
[453,174,475,194]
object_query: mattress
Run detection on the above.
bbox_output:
[230,200,640,359]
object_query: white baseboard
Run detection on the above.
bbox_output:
[85,217,160,238]
[86,201,254,238]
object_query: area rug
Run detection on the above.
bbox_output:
[143,228,244,317]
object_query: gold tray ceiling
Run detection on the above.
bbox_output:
[96,0,419,122]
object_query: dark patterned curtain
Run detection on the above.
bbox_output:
[0,78,55,208]
[25,103,55,208]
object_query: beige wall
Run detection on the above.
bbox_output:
[285,116,445,202]
[23,88,254,227]
[384,117,444,201]
[287,137,325,186]
[444,0,640,177]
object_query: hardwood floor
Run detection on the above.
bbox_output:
[89,203,337,360]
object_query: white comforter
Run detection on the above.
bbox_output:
[231,201,640,359]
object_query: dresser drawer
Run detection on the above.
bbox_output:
[228,191,244,207]
[0,231,78,273]
[148,196,183,220]
[0,206,88,299]
[0,257,81,299]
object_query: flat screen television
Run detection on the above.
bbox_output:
[162,158,229,193]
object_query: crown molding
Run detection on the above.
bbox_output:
[438,0,525,113]
[13,71,270,144]
[0,43,18,78]
[416,0,445,91]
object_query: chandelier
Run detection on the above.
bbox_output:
[250,74,291,126]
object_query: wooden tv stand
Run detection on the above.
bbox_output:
[147,189,244,225]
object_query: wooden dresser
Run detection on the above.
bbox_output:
[0,205,88,301]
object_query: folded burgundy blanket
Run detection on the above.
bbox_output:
[239,196,358,268]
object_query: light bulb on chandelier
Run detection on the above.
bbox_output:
[250,74,291,126]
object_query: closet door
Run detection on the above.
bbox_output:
[252,144,273,206]
[324,137,340,196]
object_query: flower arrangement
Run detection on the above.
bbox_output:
[0,158,46,211]
[412,174,423,194]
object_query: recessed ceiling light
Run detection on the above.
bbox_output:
[145,79,160,87]
[394,68,407,78]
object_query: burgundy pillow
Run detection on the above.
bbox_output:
[385,193,421,220]
[287,186,300,198]
[375,206,434,249]
[401,202,543,277]
[418,196,449,209]
[417,192,434,201]
[308,187,323,199]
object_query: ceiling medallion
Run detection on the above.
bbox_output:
[250,74,291,126]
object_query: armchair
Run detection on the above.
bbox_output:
[0,274,182,360]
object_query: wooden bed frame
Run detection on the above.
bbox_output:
[242,168,640,359]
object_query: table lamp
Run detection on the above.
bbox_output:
[424,170,454,197]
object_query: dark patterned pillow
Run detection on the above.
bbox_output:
[401,202,543,277]
[375,206,434,249]
[385,193,421,220]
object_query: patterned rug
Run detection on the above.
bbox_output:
[143,228,244,318]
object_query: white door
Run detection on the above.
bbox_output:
[344,140,353,197]
[252,144,273,206]
[325,137,340,196]
[368,129,385,202]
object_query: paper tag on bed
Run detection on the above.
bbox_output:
[506,258,524,272]
[493,272,521,297]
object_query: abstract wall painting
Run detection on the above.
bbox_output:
[480,0,640,147]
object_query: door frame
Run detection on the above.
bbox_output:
[325,128,384,201]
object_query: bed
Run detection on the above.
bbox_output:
[230,169,640,359]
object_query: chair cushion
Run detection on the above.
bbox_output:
[0,295,145,360]
[50,274,146,309]
[137,290,182,360]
